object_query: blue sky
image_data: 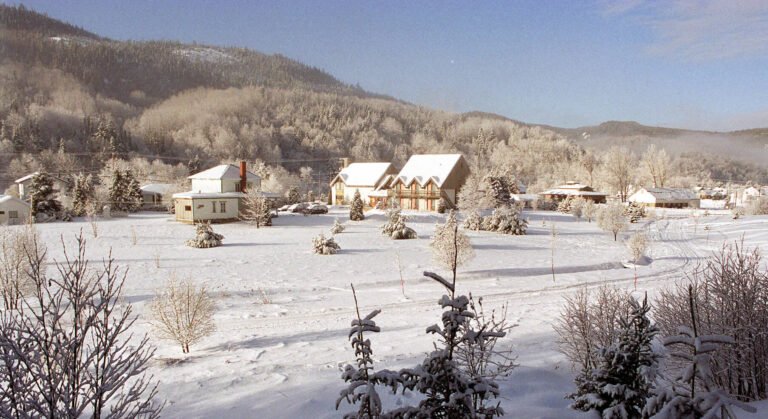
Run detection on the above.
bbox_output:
[8,0,768,131]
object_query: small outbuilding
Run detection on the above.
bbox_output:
[140,183,176,209]
[0,195,31,225]
[628,187,700,209]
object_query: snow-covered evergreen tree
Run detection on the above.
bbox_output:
[336,285,383,419]
[28,172,62,218]
[331,218,345,234]
[124,170,143,212]
[71,173,95,216]
[380,208,416,239]
[624,202,646,223]
[313,233,340,255]
[644,285,756,419]
[480,207,527,235]
[108,169,124,211]
[557,197,573,214]
[463,209,483,231]
[350,189,365,221]
[186,222,224,248]
[286,186,301,204]
[436,197,449,214]
[569,294,661,418]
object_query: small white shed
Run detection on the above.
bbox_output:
[0,195,31,225]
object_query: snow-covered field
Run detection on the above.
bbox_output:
[18,208,768,418]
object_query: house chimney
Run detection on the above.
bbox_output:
[239,161,247,193]
[341,157,350,168]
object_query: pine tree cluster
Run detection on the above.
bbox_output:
[28,172,62,218]
[108,169,143,212]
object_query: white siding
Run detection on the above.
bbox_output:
[344,186,376,205]
[190,179,224,193]
[0,200,30,225]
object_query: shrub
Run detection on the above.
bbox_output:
[151,274,216,354]
[186,221,224,248]
[480,207,527,235]
[313,233,340,255]
[624,202,646,223]
[330,218,345,234]
[381,208,416,240]
[462,210,483,231]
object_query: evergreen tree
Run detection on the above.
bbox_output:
[28,172,61,218]
[71,173,95,216]
[124,170,143,212]
[286,186,301,204]
[569,294,660,418]
[380,208,416,240]
[350,190,365,221]
[108,170,124,211]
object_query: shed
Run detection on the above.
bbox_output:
[0,195,31,225]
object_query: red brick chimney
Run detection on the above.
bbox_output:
[239,161,247,193]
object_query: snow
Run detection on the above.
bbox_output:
[188,164,260,181]
[630,187,698,202]
[140,183,176,195]
[395,154,463,187]
[12,208,768,418]
[172,191,244,199]
[174,47,237,64]
[333,163,393,187]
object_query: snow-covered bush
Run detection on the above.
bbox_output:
[569,295,660,417]
[480,206,527,235]
[330,218,345,234]
[151,274,216,354]
[645,285,756,418]
[350,189,365,221]
[431,210,474,275]
[313,233,340,255]
[654,242,768,401]
[381,208,416,240]
[555,285,634,373]
[557,197,573,213]
[746,196,768,215]
[186,221,224,248]
[0,234,162,417]
[624,202,646,223]
[0,226,44,309]
[597,203,628,241]
[731,206,744,219]
[436,197,449,214]
[462,209,483,231]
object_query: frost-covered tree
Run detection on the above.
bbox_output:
[124,170,143,212]
[598,203,628,241]
[570,197,586,220]
[151,274,216,354]
[627,232,649,265]
[28,171,61,218]
[381,208,417,240]
[186,221,224,248]
[71,172,95,216]
[241,187,272,227]
[0,226,43,309]
[313,232,340,255]
[462,209,483,231]
[331,218,345,234]
[286,186,301,204]
[480,206,527,235]
[569,295,660,418]
[602,147,635,202]
[641,144,670,188]
[436,197,449,214]
[350,189,365,221]
[557,196,573,214]
[583,200,597,223]
[431,210,474,278]
[0,234,162,418]
[644,285,756,419]
[108,169,124,211]
[336,285,383,419]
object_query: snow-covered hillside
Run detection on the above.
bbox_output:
[18,208,767,418]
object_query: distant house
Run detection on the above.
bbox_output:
[743,186,762,201]
[540,182,607,203]
[330,162,398,207]
[172,162,261,223]
[628,187,700,209]
[14,172,69,202]
[0,195,31,225]
[140,183,176,208]
[391,154,470,211]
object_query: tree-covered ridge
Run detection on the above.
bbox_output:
[0,4,99,39]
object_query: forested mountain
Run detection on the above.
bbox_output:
[0,3,766,195]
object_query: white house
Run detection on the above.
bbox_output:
[628,187,700,209]
[173,162,261,223]
[14,172,69,202]
[330,162,397,206]
[0,195,31,225]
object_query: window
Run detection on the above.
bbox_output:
[212,202,217,213]
[219,201,227,212]
[184,205,192,211]
[0,211,4,215]
[9,211,18,218]
[235,183,242,192]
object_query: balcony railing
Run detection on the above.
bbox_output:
[394,190,441,199]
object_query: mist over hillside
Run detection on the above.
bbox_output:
[0,3,765,194]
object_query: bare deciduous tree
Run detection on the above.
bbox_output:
[240,187,272,228]
[151,275,216,354]
[597,203,628,241]
[430,210,474,280]
[0,234,162,418]
[601,147,635,202]
[0,226,43,309]
[641,144,670,188]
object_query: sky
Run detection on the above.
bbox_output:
[7,0,768,131]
